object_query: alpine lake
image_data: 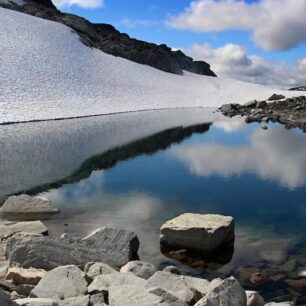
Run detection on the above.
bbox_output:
[1,108,306,304]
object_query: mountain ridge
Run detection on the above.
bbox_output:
[0,0,216,76]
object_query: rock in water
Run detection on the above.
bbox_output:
[30,265,87,299]
[195,276,246,306]
[5,227,139,270]
[0,195,58,215]
[160,213,234,253]
[120,261,158,279]
[0,221,48,239]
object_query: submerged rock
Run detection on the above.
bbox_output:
[5,227,139,270]
[160,213,234,253]
[30,265,88,299]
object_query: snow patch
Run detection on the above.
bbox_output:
[0,8,298,124]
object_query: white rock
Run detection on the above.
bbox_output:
[246,291,265,306]
[0,260,9,278]
[195,276,246,306]
[0,221,47,239]
[145,271,194,306]
[85,262,117,279]
[30,265,87,299]
[109,284,168,306]
[6,267,46,285]
[0,195,58,215]
[120,261,157,279]
[160,213,234,252]
[58,295,90,306]
[88,272,146,294]
[14,298,58,306]
[180,275,210,300]
[264,303,294,306]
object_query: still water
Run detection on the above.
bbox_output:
[1,109,306,304]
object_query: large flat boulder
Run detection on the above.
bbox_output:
[0,221,48,239]
[30,265,87,299]
[195,276,246,306]
[5,227,139,270]
[160,213,234,253]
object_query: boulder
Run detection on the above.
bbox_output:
[0,195,58,217]
[58,295,90,306]
[6,267,46,285]
[244,100,257,108]
[5,227,139,270]
[85,262,117,279]
[108,284,168,306]
[268,94,285,101]
[160,213,234,253]
[88,272,145,294]
[30,265,87,299]
[162,266,181,275]
[145,271,194,306]
[15,284,35,296]
[120,261,157,279]
[180,275,210,300]
[14,298,58,306]
[195,276,246,306]
[0,260,9,278]
[0,287,18,306]
[246,291,265,306]
[264,303,294,306]
[0,221,47,239]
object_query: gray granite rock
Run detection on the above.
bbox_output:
[162,266,181,275]
[89,293,106,305]
[195,276,246,306]
[120,261,157,279]
[5,227,139,270]
[30,265,87,299]
[58,295,90,306]
[16,284,35,296]
[0,195,58,217]
[88,272,145,294]
[180,275,210,300]
[108,284,168,306]
[160,213,234,252]
[264,303,294,306]
[145,271,194,306]
[14,298,58,306]
[85,262,117,279]
[0,221,47,239]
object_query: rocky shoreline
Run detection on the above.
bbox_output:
[0,195,299,305]
[219,94,306,132]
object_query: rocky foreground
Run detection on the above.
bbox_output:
[219,94,306,132]
[0,195,297,305]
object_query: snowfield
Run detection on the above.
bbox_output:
[0,8,298,124]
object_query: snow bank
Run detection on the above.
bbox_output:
[0,8,297,124]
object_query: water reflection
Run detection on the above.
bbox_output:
[170,126,306,189]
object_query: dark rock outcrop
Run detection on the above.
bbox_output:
[219,95,306,132]
[1,0,216,76]
[290,86,306,91]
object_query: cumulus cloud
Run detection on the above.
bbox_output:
[170,127,306,189]
[53,0,104,9]
[168,0,306,51]
[185,43,306,88]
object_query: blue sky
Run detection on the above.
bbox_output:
[54,0,306,88]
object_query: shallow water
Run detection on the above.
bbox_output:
[1,109,306,304]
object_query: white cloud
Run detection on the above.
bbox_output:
[185,43,306,88]
[120,18,159,28]
[170,127,306,189]
[52,0,104,9]
[168,0,306,51]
